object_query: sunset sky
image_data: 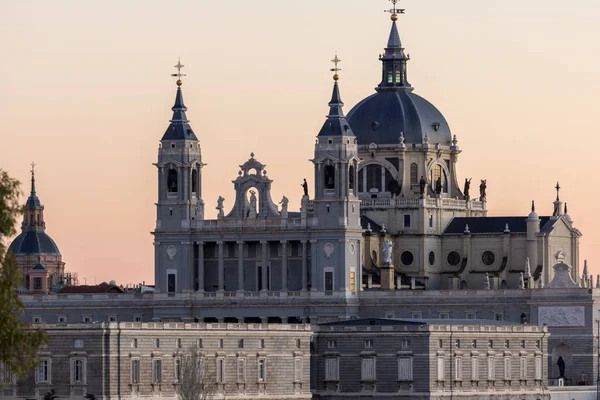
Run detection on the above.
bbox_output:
[1,0,599,286]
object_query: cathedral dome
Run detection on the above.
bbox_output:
[347,14,452,146]
[8,231,61,256]
[347,91,451,146]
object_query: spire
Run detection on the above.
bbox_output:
[317,54,355,137]
[552,182,563,218]
[25,162,42,209]
[30,162,36,196]
[377,0,412,92]
[531,200,535,213]
[162,59,198,141]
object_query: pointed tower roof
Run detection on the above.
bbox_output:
[25,164,42,209]
[161,59,198,141]
[318,55,355,137]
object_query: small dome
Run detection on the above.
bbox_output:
[347,91,452,146]
[8,231,61,256]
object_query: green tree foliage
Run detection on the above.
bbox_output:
[0,170,46,382]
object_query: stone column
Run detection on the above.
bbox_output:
[301,240,308,291]
[281,241,288,292]
[261,241,268,292]
[310,240,318,292]
[197,241,204,292]
[217,241,224,292]
[237,241,244,292]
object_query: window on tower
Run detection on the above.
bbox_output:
[191,169,198,194]
[349,166,355,191]
[410,163,418,186]
[388,72,393,84]
[431,165,448,193]
[168,169,178,193]
[324,166,335,189]
[395,70,401,84]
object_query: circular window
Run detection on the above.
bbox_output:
[428,251,435,266]
[401,251,414,266]
[482,251,496,266]
[447,251,461,267]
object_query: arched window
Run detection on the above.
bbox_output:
[430,165,448,193]
[348,166,355,190]
[388,72,393,84]
[167,169,178,193]
[410,163,418,185]
[324,166,335,189]
[395,70,402,84]
[191,170,198,194]
[366,164,382,192]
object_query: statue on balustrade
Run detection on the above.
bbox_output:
[216,196,225,218]
[382,240,394,265]
[435,177,442,195]
[419,176,427,197]
[480,179,487,199]
[463,178,472,199]
[279,195,289,214]
[301,178,309,197]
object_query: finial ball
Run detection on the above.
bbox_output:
[391,13,399,22]
[333,74,340,81]
[176,79,183,87]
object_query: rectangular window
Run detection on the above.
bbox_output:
[400,339,410,349]
[327,340,337,349]
[411,312,422,319]
[217,358,225,383]
[439,312,449,319]
[398,357,413,381]
[73,339,84,349]
[108,315,117,322]
[154,338,160,348]
[471,340,477,348]
[520,340,526,349]
[237,358,246,383]
[218,338,224,349]
[494,313,504,321]
[238,339,244,348]
[133,315,142,322]
[174,358,181,382]
[438,339,443,349]
[471,357,479,381]
[152,359,162,384]
[82,315,91,323]
[32,316,42,323]
[535,340,541,349]
[364,339,373,349]
[198,338,203,348]
[429,214,434,228]
[325,357,339,381]
[260,338,265,348]
[504,340,510,348]
[437,357,445,381]
[131,359,140,384]
[294,357,302,382]
[57,315,66,323]
[454,339,460,349]
[167,273,176,293]
[36,359,50,384]
[34,277,42,290]
[131,338,138,348]
[361,357,376,381]
[454,357,463,380]
[404,214,411,228]
[520,357,527,380]
[504,357,511,380]
[487,357,495,380]
[466,312,476,319]
[2,364,13,384]
[488,340,494,348]
[176,338,182,348]
[72,358,85,384]
[350,271,356,292]
[258,358,266,382]
[534,356,542,380]
[325,271,333,292]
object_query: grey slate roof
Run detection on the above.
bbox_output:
[9,231,61,255]
[360,216,383,233]
[317,81,355,137]
[161,86,198,141]
[346,91,451,145]
[444,216,553,234]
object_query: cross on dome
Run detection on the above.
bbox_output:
[171,58,186,86]
[30,161,36,176]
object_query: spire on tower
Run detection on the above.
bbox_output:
[555,182,561,201]
[317,54,354,137]
[30,162,36,195]
[162,59,197,141]
[377,0,411,91]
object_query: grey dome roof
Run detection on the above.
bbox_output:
[346,90,452,146]
[8,231,61,256]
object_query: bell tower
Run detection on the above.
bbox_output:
[309,55,362,297]
[154,60,204,293]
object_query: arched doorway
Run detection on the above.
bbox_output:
[551,343,573,380]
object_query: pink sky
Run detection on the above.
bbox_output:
[1,0,599,285]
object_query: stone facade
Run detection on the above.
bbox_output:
[313,319,550,400]
[1,323,312,399]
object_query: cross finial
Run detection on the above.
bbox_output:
[555,181,561,201]
[385,0,405,21]
[30,162,36,176]
[171,57,186,86]
[331,53,342,81]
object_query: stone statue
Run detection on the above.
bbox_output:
[479,179,487,199]
[419,176,427,196]
[248,190,257,219]
[435,177,442,195]
[463,178,472,198]
[216,196,225,218]
[382,240,393,265]
[301,179,308,197]
[195,199,205,220]
[279,195,289,214]
[557,356,566,378]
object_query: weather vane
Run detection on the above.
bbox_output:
[385,0,405,21]
[30,162,36,176]
[171,58,186,86]
[330,53,341,81]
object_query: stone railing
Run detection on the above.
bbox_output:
[359,196,484,211]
